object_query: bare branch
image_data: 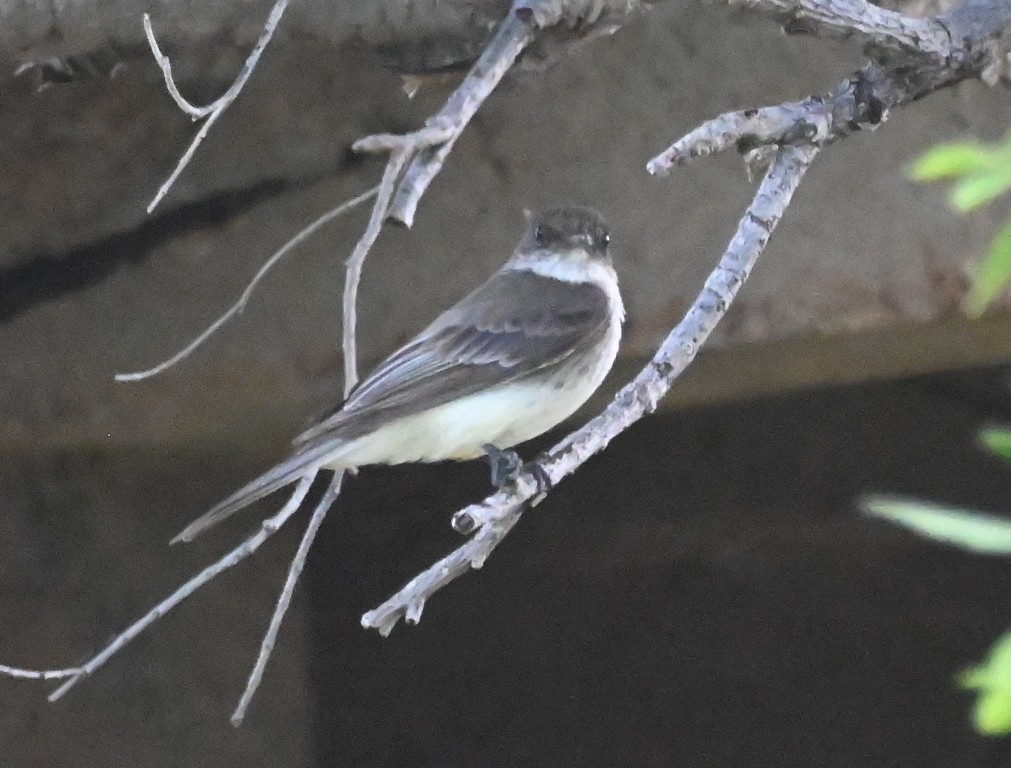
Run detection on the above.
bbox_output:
[648,98,834,173]
[143,14,211,119]
[362,143,821,636]
[342,0,639,385]
[738,0,950,55]
[337,0,545,387]
[0,664,82,681]
[651,0,1011,176]
[382,3,542,227]
[340,152,414,393]
[116,186,378,383]
[46,474,317,702]
[230,472,343,726]
[145,0,292,212]
[361,498,529,636]
[362,0,1011,638]
[351,0,641,230]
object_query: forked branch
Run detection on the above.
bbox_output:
[145,0,293,212]
[362,142,820,635]
[342,0,637,384]
[46,475,317,702]
[362,0,1011,634]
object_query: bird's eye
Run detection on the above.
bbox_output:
[534,225,546,246]
[602,232,611,247]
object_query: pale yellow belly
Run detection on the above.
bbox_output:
[328,380,582,467]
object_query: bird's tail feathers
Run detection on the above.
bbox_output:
[171,439,344,544]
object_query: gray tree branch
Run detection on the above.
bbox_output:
[344,0,641,383]
[363,142,821,635]
[650,0,1011,176]
[361,0,1011,634]
[745,0,951,54]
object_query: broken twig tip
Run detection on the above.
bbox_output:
[452,510,477,534]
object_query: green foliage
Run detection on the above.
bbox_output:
[910,132,1011,316]
[864,423,1011,736]
[861,496,1011,555]
[968,219,1011,315]
[862,494,1011,736]
[980,426,1011,463]
[959,632,1011,736]
[910,142,995,184]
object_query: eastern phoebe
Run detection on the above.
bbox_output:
[173,205,624,544]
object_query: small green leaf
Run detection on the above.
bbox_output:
[950,172,1011,212]
[966,218,1011,315]
[980,427,1011,463]
[909,142,992,181]
[860,496,1011,554]
[971,689,1011,735]
[959,632,1011,736]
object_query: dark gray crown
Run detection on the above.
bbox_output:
[520,205,611,259]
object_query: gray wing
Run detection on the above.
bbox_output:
[172,269,609,544]
[293,268,612,445]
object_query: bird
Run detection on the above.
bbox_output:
[172,205,624,544]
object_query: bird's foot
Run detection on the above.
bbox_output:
[527,451,553,495]
[483,444,522,488]
[482,444,553,495]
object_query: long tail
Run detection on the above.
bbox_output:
[171,439,344,544]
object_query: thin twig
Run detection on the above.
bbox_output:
[340,154,413,393]
[231,472,343,726]
[147,110,227,214]
[338,0,561,384]
[383,1,545,227]
[144,14,211,118]
[47,474,316,702]
[342,0,640,381]
[362,143,821,636]
[353,0,638,230]
[362,503,527,636]
[144,0,292,212]
[116,186,378,383]
[0,664,83,681]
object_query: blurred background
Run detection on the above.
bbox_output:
[2,0,1011,765]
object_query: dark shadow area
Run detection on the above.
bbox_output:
[7,365,1011,766]
[0,170,345,323]
[307,365,1011,767]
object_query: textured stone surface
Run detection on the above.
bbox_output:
[1,3,1009,451]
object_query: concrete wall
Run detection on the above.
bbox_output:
[1,2,1009,451]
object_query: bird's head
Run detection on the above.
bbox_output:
[516,206,613,268]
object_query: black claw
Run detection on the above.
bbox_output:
[482,444,553,495]
[483,443,523,489]
[525,460,553,495]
